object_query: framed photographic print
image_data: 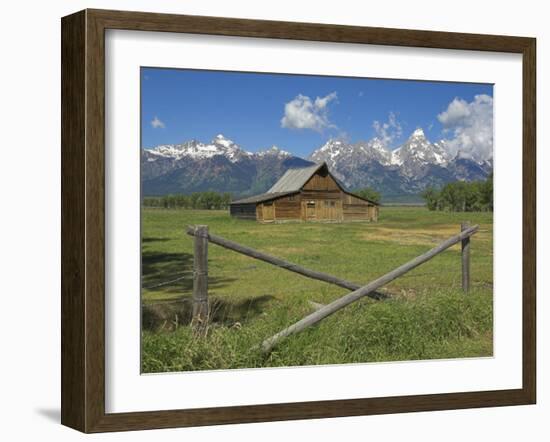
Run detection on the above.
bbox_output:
[61,9,536,433]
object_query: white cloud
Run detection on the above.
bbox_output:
[437,94,493,161]
[314,91,337,109]
[437,98,471,125]
[281,92,338,132]
[372,111,402,146]
[151,116,165,129]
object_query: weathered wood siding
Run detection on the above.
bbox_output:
[300,198,343,222]
[368,205,379,222]
[230,168,378,223]
[274,195,301,220]
[230,203,257,220]
[300,172,344,222]
[301,190,341,200]
[302,171,340,191]
[256,203,263,221]
[342,193,375,222]
[260,201,275,222]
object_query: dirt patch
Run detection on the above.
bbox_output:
[263,246,308,255]
[359,225,489,247]
[359,226,456,246]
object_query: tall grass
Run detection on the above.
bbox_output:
[142,289,492,373]
[141,206,493,372]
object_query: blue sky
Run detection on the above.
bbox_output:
[141,67,493,158]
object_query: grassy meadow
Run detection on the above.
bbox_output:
[141,206,493,373]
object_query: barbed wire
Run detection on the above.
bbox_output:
[143,272,192,290]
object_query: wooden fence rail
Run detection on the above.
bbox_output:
[185,223,478,346]
[260,224,479,353]
[185,226,386,298]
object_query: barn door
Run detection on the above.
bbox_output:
[305,200,316,220]
[320,200,342,221]
[263,202,274,222]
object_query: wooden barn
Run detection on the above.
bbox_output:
[230,162,379,223]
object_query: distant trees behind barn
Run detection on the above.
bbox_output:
[352,187,381,204]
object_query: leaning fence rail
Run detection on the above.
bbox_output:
[185,226,373,294]
[260,224,478,352]
[185,222,478,349]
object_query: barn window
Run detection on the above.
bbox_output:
[306,201,315,207]
[324,201,336,207]
[288,195,296,201]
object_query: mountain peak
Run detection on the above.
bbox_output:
[369,137,389,151]
[410,128,426,138]
[319,139,344,150]
[257,145,291,157]
[310,137,392,172]
[212,134,235,147]
[391,127,453,173]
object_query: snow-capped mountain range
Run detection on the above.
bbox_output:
[142,130,492,200]
[144,134,292,164]
[312,129,469,173]
[141,134,310,197]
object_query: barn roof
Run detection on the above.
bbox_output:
[268,163,326,193]
[231,191,297,204]
[230,161,379,206]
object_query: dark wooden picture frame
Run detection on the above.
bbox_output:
[61,9,536,433]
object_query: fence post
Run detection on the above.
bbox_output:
[461,222,470,293]
[191,225,209,335]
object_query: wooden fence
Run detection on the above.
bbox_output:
[185,222,478,350]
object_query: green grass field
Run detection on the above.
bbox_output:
[141,206,493,373]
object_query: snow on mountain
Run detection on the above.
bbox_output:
[311,138,392,169]
[310,129,452,175]
[145,135,295,164]
[141,135,313,196]
[307,128,490,194]
[311,139,348,164]
[145,134,252,163]
[212,133,233,148]
[142,128,492,198]
[256,145,292,158]
[390,128,452,177]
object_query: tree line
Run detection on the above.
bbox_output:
[353,187,382,204]
[421,175,493,212]
[143,186,384,210]
[143,191,232,210]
